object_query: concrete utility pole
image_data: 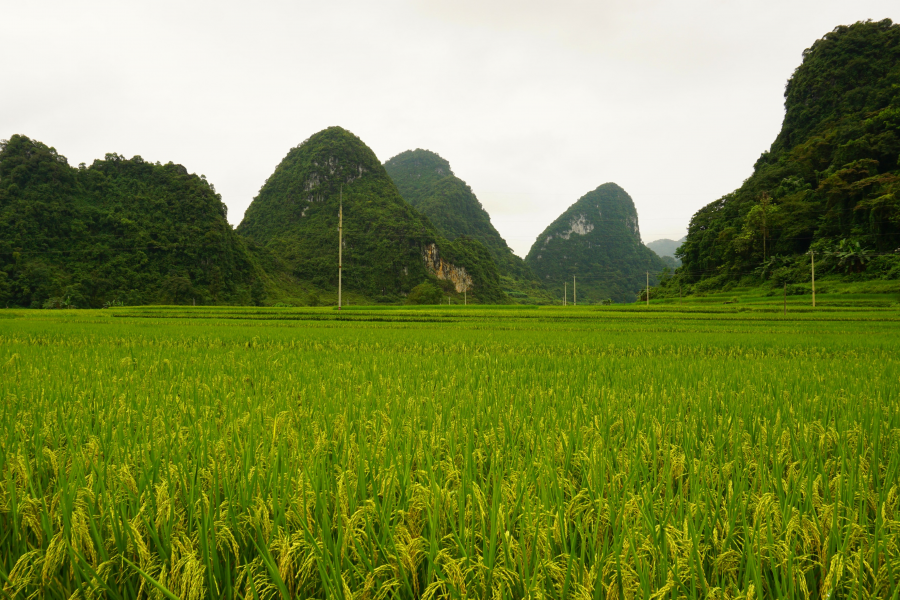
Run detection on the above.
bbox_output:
[573,276,576,306]
[646,272,650,307]
[810,251,816,308]
[338,186,343,310]
[564,282,567,306]
[464,289,466,305]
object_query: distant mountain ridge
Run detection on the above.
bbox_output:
[646,237,685,259]
[525,182,666,303]
[646,237,685,269]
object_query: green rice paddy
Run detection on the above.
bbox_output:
[1,305,899,598]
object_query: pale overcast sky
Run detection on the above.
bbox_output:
[4,1,898,256]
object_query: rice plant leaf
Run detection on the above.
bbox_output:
[122,557,181,600]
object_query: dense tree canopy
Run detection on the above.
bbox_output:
[0,135,266,308]
[405,281,443,304]
[678,19,900,286]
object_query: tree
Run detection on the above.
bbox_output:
[250,279,266,306]
[834,238,870,273]
[406,282,443,305]
[736,193,780,261]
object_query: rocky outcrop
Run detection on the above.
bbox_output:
[422,243,472,293]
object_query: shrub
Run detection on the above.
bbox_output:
[406,282,443,305]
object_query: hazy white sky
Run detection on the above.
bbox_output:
[4,1,898,256]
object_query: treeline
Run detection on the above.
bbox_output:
[0,135,268,308]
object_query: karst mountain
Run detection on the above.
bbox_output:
[384,150,535,280]
[646,237,685,269]
[5,21,897,308]
[526,183,666,303]
[678,19,900,285]
[237,127,506,303]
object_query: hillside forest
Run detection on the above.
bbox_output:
[672,19,900,296]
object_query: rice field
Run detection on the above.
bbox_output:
[1,305,899,599]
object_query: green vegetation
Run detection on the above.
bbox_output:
[650,273,900,308]
[238,129,507,304]
[679,19,900,291]
[382,149,454,213]
[405,281,444,304]
[0,130,509,309]
[1,305,898,598]
[646,238,685,259]
[526,182,666,303]
[0,135,280,308]
[646,237,685,269]
[384,149,535,282]
[7,21,900,309]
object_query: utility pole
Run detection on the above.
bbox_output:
[761,192,770,262]
[810,251,815,308]
[573,276,576,306]
[646,272,649,307]
[338,186,343,310]
[564,282,567,306]
[464,289,466,306]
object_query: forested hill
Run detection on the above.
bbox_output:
[646,237,685,259]
[525,183,666,303]
[677,19,900,288]
[646,237,685,269]
[0,135,270,308]
[384,149,535,281]
[237,127,506,303]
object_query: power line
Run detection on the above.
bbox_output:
[4,218,898,252]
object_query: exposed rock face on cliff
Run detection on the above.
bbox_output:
[525,182,666,303]
[238,127,506,302]
[423,243,472,292]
